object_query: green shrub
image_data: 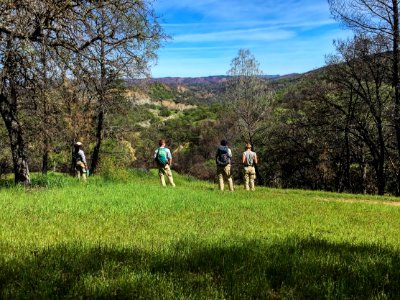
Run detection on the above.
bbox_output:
[159,106,172,117]
[30,173,69,188]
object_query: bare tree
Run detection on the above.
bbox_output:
[77,1,165,174]
[0,1,165,184]
[0,1,89,184]
[226,49,273,146]
[226,49,274,185]
[329,0,400,193]
[325,34,392,195]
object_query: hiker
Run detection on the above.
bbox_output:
[242,143,258,191]
[216,139,234,191]
[154,139,176,187]
[74,142,88,181]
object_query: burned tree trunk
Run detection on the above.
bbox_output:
[90,109,104,174]
[0,93,30,185]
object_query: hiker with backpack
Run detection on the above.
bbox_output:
[242,143,258,191]
[154,139,176,187]
[215,139,234,191]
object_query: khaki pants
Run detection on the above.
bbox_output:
[217,164,234,191]
[244,166,256,191]
[158,164,175,187]
[76,161,87,181]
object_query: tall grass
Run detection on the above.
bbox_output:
[1,170,400,299]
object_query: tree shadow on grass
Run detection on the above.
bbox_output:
[1,236,399,299]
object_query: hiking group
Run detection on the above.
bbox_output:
[215,139,234,191]
[73,139,258,191]
[154,139,258,191]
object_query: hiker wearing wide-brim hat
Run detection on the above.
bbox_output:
[74,141,88,181]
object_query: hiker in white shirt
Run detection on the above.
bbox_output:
[74,141,88,181]
[242,143,258,191]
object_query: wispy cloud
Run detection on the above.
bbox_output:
[174,28,296,43]
[156,0,331,23]
[152,0,351,77]
[162,19,336,29]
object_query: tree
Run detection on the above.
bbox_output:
[226,49,274,184]
[0,1,165,184]
[329,0,400,193]
[0,1,92,184]
[325,35,392,195]
[78,1,164,174]
[226,49,273,146]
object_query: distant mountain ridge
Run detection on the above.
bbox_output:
[124,72,305,107]
[129,74,301,86]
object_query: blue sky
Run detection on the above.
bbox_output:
[151,0,351,78]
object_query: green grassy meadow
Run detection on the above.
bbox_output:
[1,170,400,299]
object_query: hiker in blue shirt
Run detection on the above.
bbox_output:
[154,139,176,187]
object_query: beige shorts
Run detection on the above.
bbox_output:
[76,161,86,173]
[217,164,232,178]
[244,166,256,178]
[159,164,172,177]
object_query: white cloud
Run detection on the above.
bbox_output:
[174,28,296,43]
[151,0,351,77]
[162,19,336,32]
[156,0,332,24]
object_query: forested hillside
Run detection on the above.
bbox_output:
[0,62,399,195]
[0,70,299,187]
[1,55,400,196]
[2,0,400,196]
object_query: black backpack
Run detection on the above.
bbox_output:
[216,146,230,166]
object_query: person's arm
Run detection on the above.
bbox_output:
[242,152,246,164]
[254,153,258,165]
[167,149,172,165]
[81,150,88,168]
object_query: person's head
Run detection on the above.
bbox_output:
[220,139,228,146]
[159,139,166,147]
[74,141,83,150]
[245,143,252,150]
